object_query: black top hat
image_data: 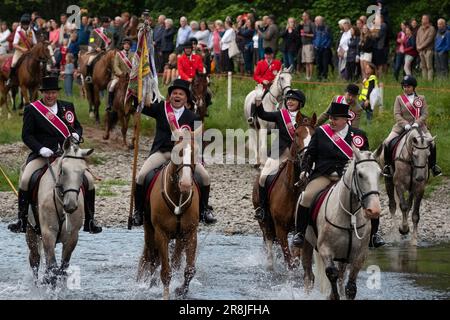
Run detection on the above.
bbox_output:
[182,41,194,49]
[327,102,351,118]
[101,16,110,24]
[168,79,191,101]
[39,76,61,91]
[285,89,306,106]
[142,9,150,16]
[346,83,359,96]
[263,47,274,55]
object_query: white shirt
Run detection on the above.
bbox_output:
[406,93,415,105]
[220,28,235,50]
[13,26,37,46]
[173,106,185,121]
[287,110,298,125]
[338,30,351,53]
[0,29,11,54]
[336,124,349,140]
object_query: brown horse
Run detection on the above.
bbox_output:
[103,74,136,149]
[78,49,116,123]
[252,113,316,270]
[190,71,209,121]
[137,125,202,299]
[0,54,13,117]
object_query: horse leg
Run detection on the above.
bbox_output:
[20,85,28,109]
[26,228,41,281]
[120,111,128,148]
[155,227,171,300]
[385,178,396,216]
[138,221,158,283]
[411,192,424,246]
[302,241,315,293]
[41,232,58,287]
[395,185,410,235]
[274,223,292,270]
[176,231,197,298]
[60,234,79,278]
[337,262,347,298]
[321,252,340,300]
[345,258,364,300]
[248,128,259,167]
[171,238,185,271]
[258,128,268,168]
[94,87,100,124]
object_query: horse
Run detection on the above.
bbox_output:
[78,49,116,123]
[103,74,136,149]
[244,66,293,168]
[137,125,202,300]
[26,137,93,287]
[0,53,14,117]
[302,147,381,300]
[190,71,209,121]
[252,112,316,270]
[374,128,434,246]
[0,41,55,112]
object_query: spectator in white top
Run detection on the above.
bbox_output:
[220,20,235,72]
[0,22,11,55]
[176,16,192,53]
[337,18,352,79]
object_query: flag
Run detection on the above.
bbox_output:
[125,25,162,112]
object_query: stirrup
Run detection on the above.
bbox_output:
[247,117,254,124]
[382,165,393,177]
[254,207,265,221]
[85,76,92,83]
[8,219,26,233]
[292,232,305,247]
[431,165,442,177]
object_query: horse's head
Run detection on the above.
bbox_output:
[56,137,94,213]
[191,71,208,109]
[291,112,316,163]
[34,41,56,65]
[406,128,434,182]
[349,147,381,219]
[171,124,202,193]
[271,66,293,100]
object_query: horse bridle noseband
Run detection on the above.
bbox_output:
[268,71,292,103]
[396,128,430,170]
[48,155,87,199]
[343,159,380,207]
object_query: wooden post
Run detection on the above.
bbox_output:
[227,71,232,110]
[128,111,141,230]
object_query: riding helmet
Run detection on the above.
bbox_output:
[346,83,360,96]
[122,37,132,45]
[20,14,31,24]
[285,89,306,108]
[401,75,417,88]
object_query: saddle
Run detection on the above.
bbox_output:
[387,130,409,171]
[1,56,13,75]
[308,183,335,235]
[264,162,288,201]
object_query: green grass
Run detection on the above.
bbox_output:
[1,74,449,176]
[0,166,20,192]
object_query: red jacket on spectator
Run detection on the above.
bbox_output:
[177,53,204,81]
[253,59,282,84]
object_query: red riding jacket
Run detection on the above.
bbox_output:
[253,59,282,84]
[177,53,204,81]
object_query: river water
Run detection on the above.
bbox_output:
[0,225,448,300]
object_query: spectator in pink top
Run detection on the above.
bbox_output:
[49,20,60,47]
[212,20,224,73]
[393,21,407,80]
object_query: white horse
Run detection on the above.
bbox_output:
[244,66,293,168]
[301,147,381,300]
[26,137,93,286]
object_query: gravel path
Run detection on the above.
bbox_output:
[1,127,449,243]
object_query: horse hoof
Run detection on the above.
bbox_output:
[103,135,109,140]
[399,227,410,235]
[128,144,134,150]
[175,286,188,298]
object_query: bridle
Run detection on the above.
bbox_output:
[53,155,87,199]
[267,70,292,104]
[343,159,381,204]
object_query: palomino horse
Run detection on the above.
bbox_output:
[103,74,136,149]
[244,66,293,168]
[137,126,201,300]
[302,148,381,300]
[252,112,316,270]
[190,71,209,121]
[26,137,93,286]
[375,128,434,246]
[0,42,55,111]
[78,49,116,123]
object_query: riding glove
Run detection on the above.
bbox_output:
[412,123,419,128]
[72,133,80,142]
[39,147,54,158]
[404,124,412,131]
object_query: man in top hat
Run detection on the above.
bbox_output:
[253,47,282,87]
[131,79,217,227]
[85,16,113,83]
[8,76,102,234]
[106,37,134,111]
[6,13,38,87]
[292,102,385,248]
[316,83,363,128]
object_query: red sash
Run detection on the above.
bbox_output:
[336,95,346,104]
[320,124,353,159]
[18,30,32,50]
[400,94,421,120]
[118,51,132,70]
[280,109,295,141]
[164,102,191,132]
[30,100,70,138]
[94,28,111,46]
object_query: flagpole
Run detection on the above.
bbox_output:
[128,109,141,230]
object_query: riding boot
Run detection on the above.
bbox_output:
[382,144,393,177]
[369,218,385,248]
[6,66,16,88]
[83,189,102,233]
[8,189,29,233]
[429,145,442,177]
[132,184,145,226]
[292,205,310,247]
[200,185,217,224]
[247,103,256,124]
[107,91,114,112]
[254,185,268,221]
[85,64,93,83]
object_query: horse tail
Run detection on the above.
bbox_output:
[107,110,119,129]
[314,250,331,295]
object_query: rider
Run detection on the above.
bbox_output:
[291,102,385,248]
[131,79,217,226]
[8,76,102,234]
[253,47,282,88]
[6,13,37,88]
[382,75,442,177]
[107,37,133,112]
[254,89,308,221]
[316,83,362,128]
[177,38,213,109]
[85,16,113,84]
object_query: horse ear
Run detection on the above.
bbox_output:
[287,65,294,73]
[81,148,94,157]
[311,113,317,127]
[352,144,361,161]
[63,137,71,151]
[295,112,303,124]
